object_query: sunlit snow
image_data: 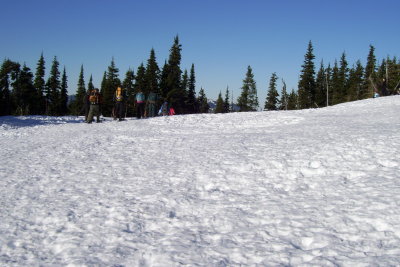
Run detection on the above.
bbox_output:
[1,96,399,266]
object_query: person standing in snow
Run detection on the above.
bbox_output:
[158,100,169,116]
[380,78,389,96]
[86,88,102,123]
[113,86,126,121]
[146,91,158,117]
[135,90,146,119]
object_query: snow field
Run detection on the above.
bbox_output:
[0,96,400,266]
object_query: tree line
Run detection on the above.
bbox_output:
[0,36,210,117]
[231,42,400,113]
[1,38,399,117]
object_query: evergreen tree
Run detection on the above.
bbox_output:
[223,86,230,113]
[34,53,46,114]
[102,58,121,116]
[134,63,146,93]
[123,68,135,117]
[145,48,160,97]
[45,56,61,115]
[159,61,169,99]
[337,52,349,103]
[0,59,20,115]
[237,65,258,111]
[88,75,94,91]
[186,63,197,114]
[264,72,279,111]
[72,65,86,115]
[287,89,298,110]
[279,80,289,110]
[14,64,36,115]
[165,36,185,114]
[325,64,332,106]
[363,45,377,98]
[330,61,341,105]
[298,41,316,109]
[347,60,364,101]
[59,67,68,115]
[315,61,327,107]
[215,92,224,113]
[197,87,209,113]
[181,69,189,113]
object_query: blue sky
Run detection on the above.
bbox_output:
[1,0,399,103]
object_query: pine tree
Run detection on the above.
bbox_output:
[214,92,224,113]
[186,63,197,114]
[223,86,230,113]
[102,58,121,116]
[298,41,316,109]
[59,67,68,115]
[123,68,135,117]
[237,65,258,111]
[347,60,364,101]
[331,61,341,105]
[34,53,46,114]
[88,75,94,91]
[287,89,298,110]
[0,59,20,115]
[279,80,289,110]
[135,63,146,94]
[337,52,349,103]
[165,36,185,114]
[315,61,326,107]
[159,61,169,99]
[72,65,86,115]
[265,72,279,111]
[363,45,377,98]
[46,56,61,115]
[197,87,209,113]
[181,69,189,113]
[145,48,160,97]
[14,64,36,115]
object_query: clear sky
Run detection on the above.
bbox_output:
[1,0,399,104]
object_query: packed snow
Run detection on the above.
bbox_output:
[1,96,400,266]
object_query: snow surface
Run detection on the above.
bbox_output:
[1,96,400,266]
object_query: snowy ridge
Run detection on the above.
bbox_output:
[1,96,400,266]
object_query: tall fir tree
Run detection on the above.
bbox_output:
[46,56,61,115]
[347,61,364,101]
[315,61,327,107]
[330,60,341,105]
[265,72,279,111]
[287,89,298,110]
[197,87,209,113]
[34,53,46,114]
[102,58,121,116]
[14,64,36,115]
[363,45,377,98]
[223,86,230,113]
[134,63,146,94]
[237,65,258,111]
[123,68,135,117]
[279,80,289,110]
[337,52,349,103]
[298,41,316,109]
[59,67,68,115]
[186,63,197,114]
[0,59,20,115]
[215,92,224,113]
[88,75,94,91]
[181,69,189,113]
[145,48,160,97]
[72,65,86,115]
[165,36,185,114]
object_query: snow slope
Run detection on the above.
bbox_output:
[1,96,400,266]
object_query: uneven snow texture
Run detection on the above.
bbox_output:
[1,96,400,266]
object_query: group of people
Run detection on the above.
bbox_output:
[82,87,175,123]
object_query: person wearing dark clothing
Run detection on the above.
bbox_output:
[113,86,126,121]
[82,90,90,122]
[146,92,158,117]
[87,88,102,123]
[380,78,389,96]
[135,90,146,119]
